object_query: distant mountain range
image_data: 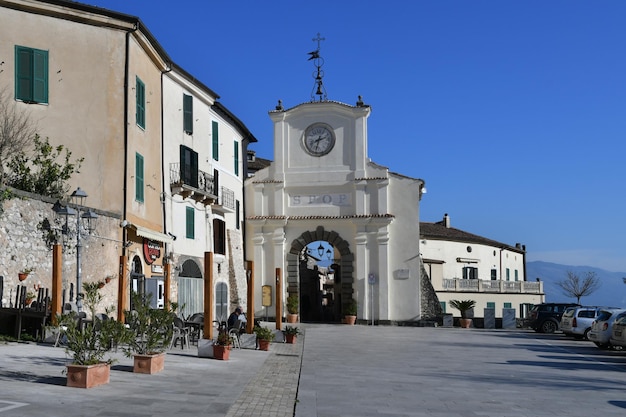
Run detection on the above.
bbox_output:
[527,261,626,307]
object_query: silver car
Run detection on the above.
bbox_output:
[588,309,626,349]
[610,314,626,349]
[560,306,605,340]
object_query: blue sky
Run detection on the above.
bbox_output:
[85,1,626,272]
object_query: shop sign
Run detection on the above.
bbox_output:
[143,238,161,265]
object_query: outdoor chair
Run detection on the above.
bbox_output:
[171,317,190,349]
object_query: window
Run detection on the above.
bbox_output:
[462,266,478,280]
[504,302,512,309]
[15,45,48,104]
[213,218,226,255]
[514,270,519,281]
[136,77,145,129]
[506,268,510,281]
[212,121,219,161]
[487,302,495,309]
[490,269,497,280]
[186,207,195,239]
[236,200,240,230]
[234,141,239,176]
[440,301,446,313]
[216,282,228,319]
[135,153,144,202]
[183,93,193,134]
[180,145,198,188]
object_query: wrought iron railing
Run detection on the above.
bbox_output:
[169,163,216,198]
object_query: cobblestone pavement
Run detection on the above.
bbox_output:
[226,333,304,417]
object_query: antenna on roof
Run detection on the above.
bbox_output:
[308,33,327,102]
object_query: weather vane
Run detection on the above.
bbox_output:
[308,32,327,102]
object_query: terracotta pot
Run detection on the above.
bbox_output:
[344,315,356,325]
[18,273,28,281]
[286,313,298,323]
[66,363,110,389]
[213,345,231,360]
[97,282,105,289]
[285,334,297,344]
[258,339,271,351]
[459,318,472,328]
[133,353,165,374]
[105,277,112,284]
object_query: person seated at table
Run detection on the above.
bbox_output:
[227,307,242,329]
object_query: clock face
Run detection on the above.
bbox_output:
[303,123,335,156]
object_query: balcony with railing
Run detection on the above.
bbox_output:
[170,163,217,205]
[441,278,543,294]
[170,163,236,211]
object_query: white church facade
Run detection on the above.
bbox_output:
[244,98,432,324]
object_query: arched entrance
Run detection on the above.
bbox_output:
[286,226,353,323]
[177,259,203,318]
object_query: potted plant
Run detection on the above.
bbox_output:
[25,291,36,306]
[254,326,275,351]
[286,294,299,323]
[282,326,301,344]
[60,283,128,388]
[449,299,476,328]
[122,292,174,374]
[18,268,33,281]
[213,330,233,360]
[343,298,357,325]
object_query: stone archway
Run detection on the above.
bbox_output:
[286,226,354,323]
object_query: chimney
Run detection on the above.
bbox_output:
[443,213,450,228]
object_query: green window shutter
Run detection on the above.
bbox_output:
[506,268,510,281]
[236,200,240,230]
[180,145,198,188]
[15,46,48,103]
[33,49,48,103]
[234,141,239,176]
[183,94,193,134]
[135,153,144,202]
[504,302,512,309]
[136,77,145,129]
[514,270,519,281]
[212,121,219,161]
[440,301,446,313]
[487,302,495,309]
[186,207,195,239]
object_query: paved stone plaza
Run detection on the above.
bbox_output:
[1,325,626,416]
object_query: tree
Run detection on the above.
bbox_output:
[556,271,601,304]
[0,88,37,185]
[6,134,83,198]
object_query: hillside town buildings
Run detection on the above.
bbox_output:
[0,0,543,327]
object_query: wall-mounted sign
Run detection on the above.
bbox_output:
[143,238,161,265]
[395,269,410,280]
[368,273,377,285]
[262,285,272,307]
[289,193,352,207]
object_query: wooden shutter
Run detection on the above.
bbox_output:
[135,153,144,202]
[183,94,193,134]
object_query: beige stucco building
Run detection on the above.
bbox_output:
[0,0,254,319]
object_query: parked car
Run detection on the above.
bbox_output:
[610,314,626,349]
[588,309,626,349]
[528,303,579,333]
[560,306,608,340]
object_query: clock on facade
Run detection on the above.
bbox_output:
[303,123,335,156]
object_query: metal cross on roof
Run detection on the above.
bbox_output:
[308,32,327,102]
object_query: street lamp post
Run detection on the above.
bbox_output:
[53,187,98,312]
